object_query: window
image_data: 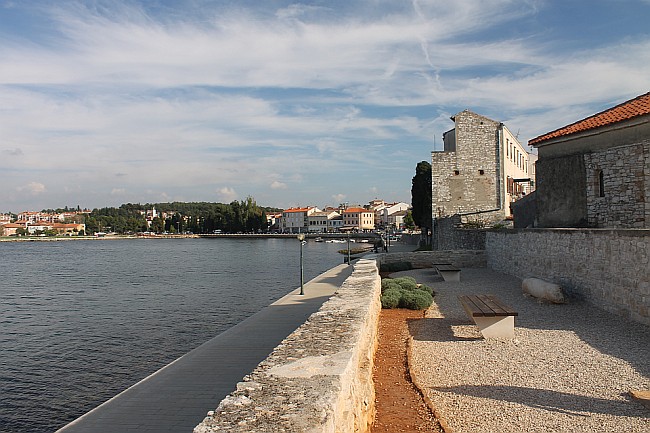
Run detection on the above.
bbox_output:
[478,169,485,175]
[598,170,605,197]
[454,170,460,175]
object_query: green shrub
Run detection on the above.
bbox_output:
[380,288,402,309]
[394,275,417,284]
[380,276,435,310]
[417,284,434,296]
[391,277,418,291]
[381,279,401,293]
[399,289,434,310]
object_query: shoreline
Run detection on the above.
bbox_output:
[0,232,384,242]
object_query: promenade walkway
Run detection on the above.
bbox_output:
[57,263,353,433]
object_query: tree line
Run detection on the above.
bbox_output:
[84,197,276,235]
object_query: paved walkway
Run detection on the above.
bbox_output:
[57,263,354,433]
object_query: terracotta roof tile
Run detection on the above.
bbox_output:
[283,207,312,213]
[529,92,650,146]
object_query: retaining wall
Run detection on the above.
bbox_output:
[194,259,382,433]
[377,250,487,269]
[486,229,650,326]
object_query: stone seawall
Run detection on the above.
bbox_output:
[377,250,486,269]
[486,229,650,326]
[194,259,382,433]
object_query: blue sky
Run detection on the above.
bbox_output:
[1,0,649,212]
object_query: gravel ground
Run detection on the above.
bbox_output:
[394,267,650,433]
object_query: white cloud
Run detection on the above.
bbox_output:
[270,181,287,190]
[17,182,46,195]
[111,188,126,196]
[216,187,238,202]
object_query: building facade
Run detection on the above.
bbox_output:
[529,92,650,228]
[432,110,533,223]
[281,207,319,233]
[307,211,340,233]
[343,207,375,232]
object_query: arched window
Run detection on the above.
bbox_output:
[597,170,605,197]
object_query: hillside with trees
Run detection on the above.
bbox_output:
[84,197,275,235]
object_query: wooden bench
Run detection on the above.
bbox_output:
[435,264,461,282]
[458,294,518,339]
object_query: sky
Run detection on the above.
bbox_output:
[1,0,649,212]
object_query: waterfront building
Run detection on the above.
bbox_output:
[51,223,86,235]
[387,209,409,230]
[1,223,23,236]
[308,211,341,233]
[343,207,375,232]
[281,207,319,233]
[266,212,282,232]
[432,110,533,223]
[380,202,410,228]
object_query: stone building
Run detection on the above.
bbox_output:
[529,91,650,228]
[431,110,532,224]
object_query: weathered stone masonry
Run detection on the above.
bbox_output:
[194,259,381,433]
[584,140,650,228]
[432,111,503,222]
[487,229,650,326]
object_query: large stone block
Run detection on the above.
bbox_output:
[522,277,566,304]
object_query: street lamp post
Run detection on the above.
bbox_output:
[297,233,305,295]
[347,231,351,265]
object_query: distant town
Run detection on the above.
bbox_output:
[0,199,414,238]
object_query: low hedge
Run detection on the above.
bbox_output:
[399,289,434,310]
[380,277,435,310]
[380,288,402,309]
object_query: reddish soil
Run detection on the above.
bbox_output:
[371,308,444,433]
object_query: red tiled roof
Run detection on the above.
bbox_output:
[344,207,368,213]
[529,92,650,146]
[283,207,312,213]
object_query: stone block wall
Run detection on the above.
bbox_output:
[486,229,650,326]
[377,250,487,269]
[194,259,381,433]
[584,140,650,228]
[433,215,486,250]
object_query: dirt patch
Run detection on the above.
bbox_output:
[371,308,444,433]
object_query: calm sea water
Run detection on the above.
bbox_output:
[0,238,345,433]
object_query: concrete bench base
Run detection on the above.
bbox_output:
[459,294,518,339]
[435,264,461,282]
[472,315,515,339]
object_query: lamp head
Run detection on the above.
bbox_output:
[297,233,305,241]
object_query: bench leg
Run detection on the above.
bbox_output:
[473,316,515,339]
[439,271,461,282]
